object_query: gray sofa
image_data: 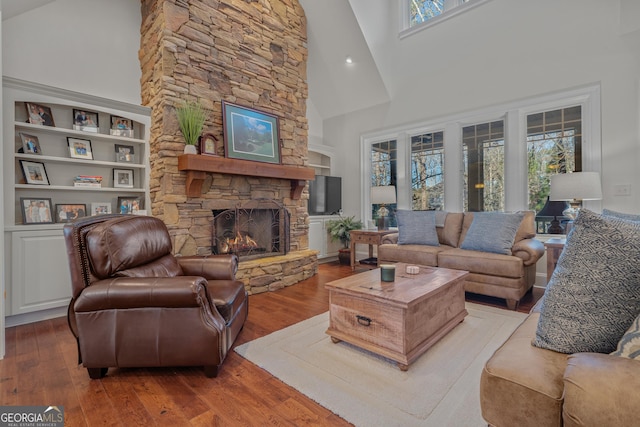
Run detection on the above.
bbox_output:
[378,211,545,310]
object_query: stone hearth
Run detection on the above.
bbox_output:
[139,0,317,293]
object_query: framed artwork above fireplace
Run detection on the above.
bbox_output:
[222,101,281,165]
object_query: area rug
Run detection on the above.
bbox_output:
[234,302,526,427]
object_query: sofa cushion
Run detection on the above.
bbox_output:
[602,208,640,222]
[480,311,567,427]
[396,210,439,246]
[611,313,640,359]
[460,212,525,255]
[438,248,523,279]
[533,209,640,354]
[378,243,448,267]
[438,212,464,247]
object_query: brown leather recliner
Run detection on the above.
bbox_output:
[63,214,248,379]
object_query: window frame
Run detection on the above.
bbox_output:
[361,85,601,229]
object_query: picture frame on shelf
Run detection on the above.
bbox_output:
[72,109,99,132]
[110,115,134,138]
[91,202,112,216]
[67,137,93,160]
[25,102,55,126]
[113,168,134,188]
[117,196,142,214]
[19,160,49,185]
[199,132,220,156]
[222,101,281,164]
[19,133,42,155]
[55,204,87,223]
[20,198,54,224]
[114,144,135,163]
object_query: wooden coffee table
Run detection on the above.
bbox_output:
[325,263,469,371]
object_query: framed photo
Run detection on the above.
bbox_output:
[113,168,134,188]
[110,115,134,137]
[20,198,54,224]
[19,133,42,155]
[222,101,281,164]
[55,204,87,223]
[117,196,142,214]
[200,132,220,156]
[67,137,93,160]
[20,160,49,185]
[25,102,55,126]
[91,202,112,216]
[114,144,135,163]
[72,109,99,132]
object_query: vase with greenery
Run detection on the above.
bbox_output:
[176,100,208,153]
[326,215,363,265]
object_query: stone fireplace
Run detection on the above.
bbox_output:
[139,0,317,294]
[212,199,290,261]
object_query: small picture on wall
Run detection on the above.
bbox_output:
[91,202,112,216]
[110,115,134,138]
[55,204,87,223]
[20,133,42,155]
[25,103,55,127]
[73,109,99,132]
[20,198,54,224]
[67,137,93,160]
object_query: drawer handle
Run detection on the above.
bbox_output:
[356,315,372,327]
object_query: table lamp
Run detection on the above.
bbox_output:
[537,196,570,234]
[371,185,396,230]
[549,172,602,219]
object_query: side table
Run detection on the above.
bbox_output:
[349,229,396,271]
[544,237,566,283]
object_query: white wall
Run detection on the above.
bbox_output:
[2,0,142,105]
[325,0,640,219]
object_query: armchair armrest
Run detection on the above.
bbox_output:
[74,277,211,311]
[511,238,545,266]
[177,254,238,280]
[563,353,640,426]
[381,233,399,245]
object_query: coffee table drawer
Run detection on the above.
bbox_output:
[329,292,404,353]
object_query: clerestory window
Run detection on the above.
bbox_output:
[402,0,485,37]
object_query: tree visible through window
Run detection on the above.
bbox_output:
[409,0,472,27]
[371,140,398,226]
[527,106,582,213]
[411,131,444,210]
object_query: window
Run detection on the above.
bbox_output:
[526,106,582,213]
[362,85,600,230]
[402,0,482,37]
[411,131,444,210]
[371,140,398,226]
[463,121,504,212]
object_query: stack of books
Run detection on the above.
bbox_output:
[73,175,103,188]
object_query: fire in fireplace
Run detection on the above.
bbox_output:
[212,199,290,261]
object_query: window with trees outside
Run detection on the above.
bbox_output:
[411,131,444,210]
[406,0,475,31]
[364,86,598,232]
[371,140,398,227]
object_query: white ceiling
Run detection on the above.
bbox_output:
[1,0,387,121]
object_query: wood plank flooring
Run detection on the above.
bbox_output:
[0,261,542,426]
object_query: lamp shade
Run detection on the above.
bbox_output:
[549,172,602,201]
[370,185,396,204]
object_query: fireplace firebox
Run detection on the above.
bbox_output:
[212,199,290,261]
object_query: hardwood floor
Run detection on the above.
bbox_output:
[0,261,542,426]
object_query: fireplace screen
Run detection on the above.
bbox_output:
[212,199,290,260]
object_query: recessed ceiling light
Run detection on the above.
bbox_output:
[345,56,353,64]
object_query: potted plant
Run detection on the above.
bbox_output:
[176,100,208,154]
[326,215,363,265]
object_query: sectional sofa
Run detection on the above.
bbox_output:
[378,210,545,310]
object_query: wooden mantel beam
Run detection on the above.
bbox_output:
[177,154,315,199]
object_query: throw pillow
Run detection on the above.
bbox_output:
[459,212,524,255]
[533,209,640,354]
[611,314,640,360]
[396,210,439,246]
[602,208,640,222]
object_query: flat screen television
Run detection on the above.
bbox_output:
[308,175,342,215]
